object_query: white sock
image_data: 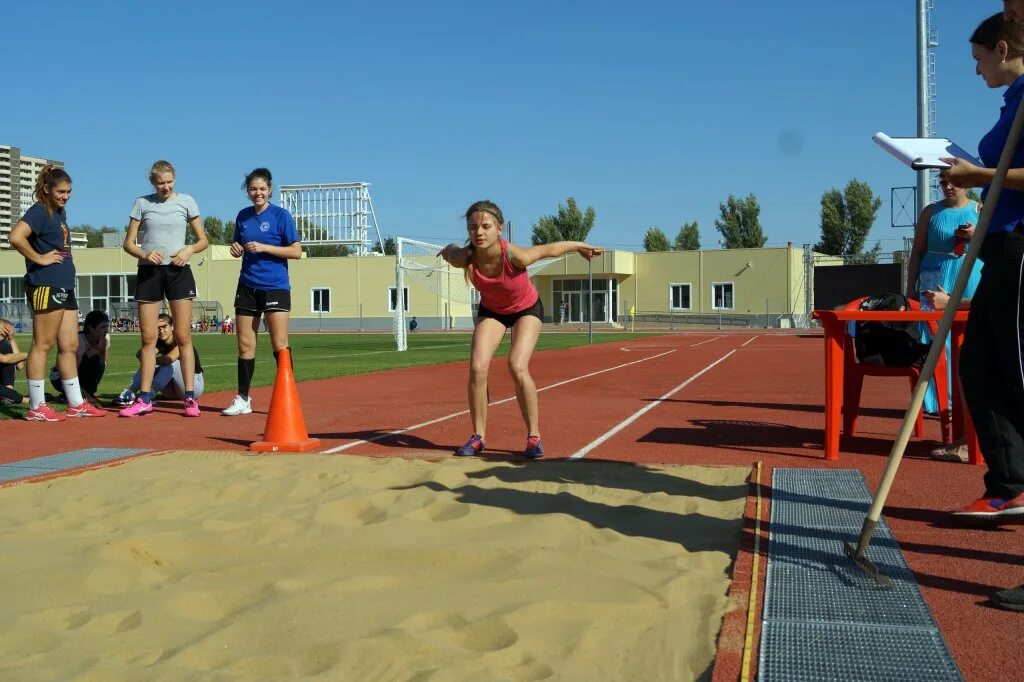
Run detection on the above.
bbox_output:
[62,377,84,408]
[28,380,45,409]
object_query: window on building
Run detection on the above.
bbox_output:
[388,286,409,312]
[712,282,735,310]
[311,287,331,313]
[669,283,692,310]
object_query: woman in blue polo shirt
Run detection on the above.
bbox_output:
[8,165,105,421]
[222,168,302,416]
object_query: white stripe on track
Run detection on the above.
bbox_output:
[741,335,759,347]
[321,349,678,453]
[688,335,725,347]
[567,349,737,460]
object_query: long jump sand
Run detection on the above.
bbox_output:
[0,452,749,681]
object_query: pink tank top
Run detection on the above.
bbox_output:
[469,240,539,314]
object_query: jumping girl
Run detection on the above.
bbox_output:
[8,165,105,420]
[119,160,208,417]
[438,200,602,458]
[222,168,302,416]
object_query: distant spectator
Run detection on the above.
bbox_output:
[409,316,419,332]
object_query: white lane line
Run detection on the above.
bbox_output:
[688,335,726,347]
[101,343,469,378]
[567,349,737,461]
[741,335,760,347]
[321,349,678,453]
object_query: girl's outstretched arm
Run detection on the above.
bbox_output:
[438,243,471,267]
[509,241,603,269]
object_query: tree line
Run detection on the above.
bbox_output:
[527,179,888,262]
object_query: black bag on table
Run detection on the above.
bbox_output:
[853,293,930,367]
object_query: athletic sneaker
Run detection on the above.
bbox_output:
[67,402,107,418]
[222,395,252,416]
[524,435,545,459]
[455,434,485,457]
[118,400,153,418]
[993,583,1024,612]
[183,397,201,418]
[952,495,1024,518]
[112,389,136,407]
[25,403,65,422]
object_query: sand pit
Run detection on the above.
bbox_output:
[0,452,749,681]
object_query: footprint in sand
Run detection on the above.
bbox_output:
[313,498,390,527]
[81,610,143,635]
[406,500,471,522]
[458,618,519,652]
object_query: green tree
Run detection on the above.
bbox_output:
[714,194,766,248]
[642,227,671,252]
[196,216,232,246]
[814,178,882,260]
[531,197,596,245]
[674,221,701,250]
[373,237,397,255]
[305,244,353,257]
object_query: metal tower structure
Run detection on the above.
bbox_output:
[916,0,939,215]
[278,182,385,255]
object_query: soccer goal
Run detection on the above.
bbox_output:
[393,237,477,351]
[392,237,569,351]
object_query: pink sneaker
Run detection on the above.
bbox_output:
[118,400,153,418]
[25,403,65,422]
[183,397,201,417]
[67,401,107,418]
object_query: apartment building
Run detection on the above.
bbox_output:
[0,145,77,249]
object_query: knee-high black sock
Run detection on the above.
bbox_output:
[273,348,293,369]
[238,357,256,399]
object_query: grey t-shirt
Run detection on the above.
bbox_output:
[130,193,200,266]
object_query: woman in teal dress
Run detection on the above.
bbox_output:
[904,178,984,415]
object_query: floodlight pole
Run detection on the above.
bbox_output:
[588,259,593,343]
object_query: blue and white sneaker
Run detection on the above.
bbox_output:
[455,434,485,457]
[112,388,135,407]
[524,435,544,459]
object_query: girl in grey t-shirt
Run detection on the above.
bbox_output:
[120,159,208,418]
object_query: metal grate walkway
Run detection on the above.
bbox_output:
[758,468,961,681]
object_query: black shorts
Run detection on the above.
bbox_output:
[477,298,544,328]
[26,285,78,313]
[234,285,291,315]
[135,265,197,303]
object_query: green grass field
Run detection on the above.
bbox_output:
[1,331,654,419]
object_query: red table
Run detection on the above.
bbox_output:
[811,309,980,464]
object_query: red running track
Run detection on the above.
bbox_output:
[1,331,1020,681]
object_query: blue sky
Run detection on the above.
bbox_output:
[1,1,1007,252]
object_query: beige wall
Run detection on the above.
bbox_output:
[0,245,809,321]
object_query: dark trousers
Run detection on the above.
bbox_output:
[959,230,1024,499]
[50,355,106,398]
[0,384,22,404]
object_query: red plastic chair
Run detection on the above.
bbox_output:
[842,297,951,443]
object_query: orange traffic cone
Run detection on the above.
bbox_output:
[250,348,321,453]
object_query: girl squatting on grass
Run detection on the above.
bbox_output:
[120,160,208,418]
[8,166,106,421]
[222,168,302,416]
[439,200,602,459]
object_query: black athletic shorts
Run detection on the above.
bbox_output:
[477,298,544,328]
[135,265,197,303]
[26,285,78,313]
[234,284,291,315]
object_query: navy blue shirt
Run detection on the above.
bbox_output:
[979,74,1024,235]
[232,204,300,290]
[21,203,76,289]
